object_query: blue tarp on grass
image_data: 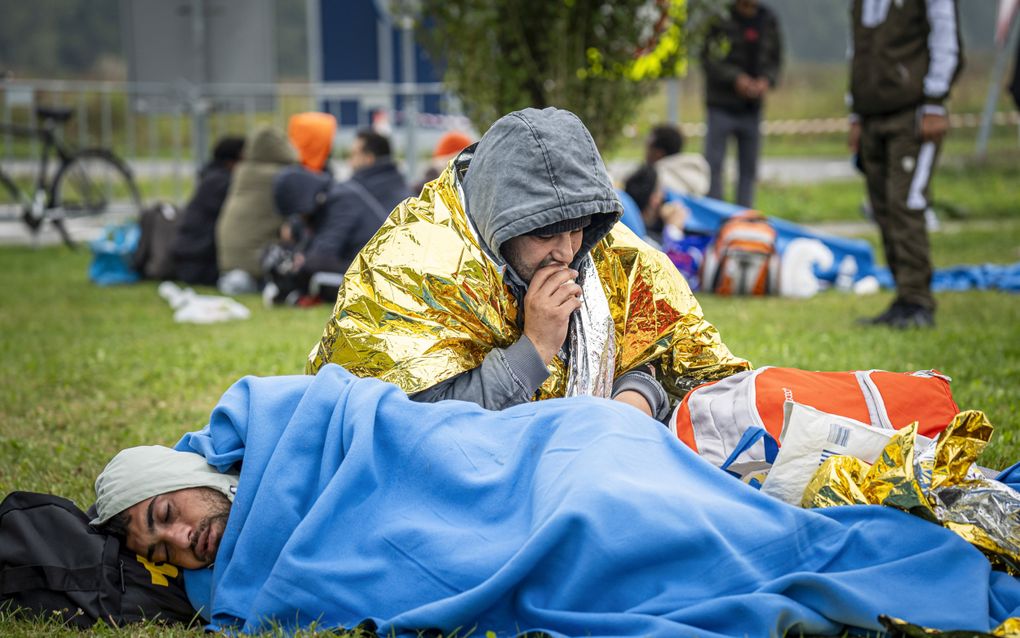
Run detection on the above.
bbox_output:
[178,365,1019,637]
[670,193,877,283]
[874,262,1020,293]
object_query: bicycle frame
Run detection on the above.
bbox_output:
[0,118,76,211]
[1,109,142,247]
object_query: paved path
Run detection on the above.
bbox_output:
[607,156,856,185]
[0,209,136,247]
[0,156,862,248]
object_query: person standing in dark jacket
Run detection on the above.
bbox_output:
[270,130,410,299]
[700,0,782,207]
[172,136,244,286]
[850,0,962,329]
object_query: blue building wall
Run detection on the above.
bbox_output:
[318,1,443,127]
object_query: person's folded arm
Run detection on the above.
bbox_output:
[612,368,671,423]
[411,336,550,410]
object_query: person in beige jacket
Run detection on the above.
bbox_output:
[215,125,297,293]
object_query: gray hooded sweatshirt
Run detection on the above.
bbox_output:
[412,108,669,419]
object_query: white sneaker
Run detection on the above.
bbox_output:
[262,282,280,308]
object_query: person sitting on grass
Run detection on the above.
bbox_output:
[89,364,1020,637]
[172,135,245,286]
[261,130,411,306]
[306,107,748,421]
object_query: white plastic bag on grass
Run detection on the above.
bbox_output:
[158,281,251,324]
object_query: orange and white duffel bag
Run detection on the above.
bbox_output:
[670,367,960,470]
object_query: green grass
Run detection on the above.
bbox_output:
[1,219,1017,493]
[635,58,1017,126]
[1,253,1018,636]
[1,119,1019,638]
[756,150,1020,224]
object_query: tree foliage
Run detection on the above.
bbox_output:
[415,0,693,151]
[0,0,122,79]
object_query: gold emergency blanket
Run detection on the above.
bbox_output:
[881,615,1020,638]
[307,166,749,397]
[803,410,1020,575]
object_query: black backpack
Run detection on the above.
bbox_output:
[0,491,199,628]
[132,202,182,280]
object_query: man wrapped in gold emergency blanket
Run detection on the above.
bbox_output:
[308,108,747,418]
[803,410,1020,576]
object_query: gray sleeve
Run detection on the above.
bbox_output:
[411,336,550,410]
[612,369,671,422]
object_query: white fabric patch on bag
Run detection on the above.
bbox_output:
[761,401,896,505]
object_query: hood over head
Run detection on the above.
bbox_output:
[244,125,299,165]
[90,445,238,527]
[288,112,337,172]
[273,165,334,217]
[462,107,621,269]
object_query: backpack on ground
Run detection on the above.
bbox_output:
[670,367,960,470]
[0,491,198,628]
[701,211,779,295]
[132,202,181,280]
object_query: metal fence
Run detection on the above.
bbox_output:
[1,78,468,203]
[3,77,1018,205]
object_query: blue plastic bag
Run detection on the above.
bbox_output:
[661,228,712,291]
[88,223,141,286]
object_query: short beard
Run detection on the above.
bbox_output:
[501,242,560,284]
[191,488,232,563]
[501,241,533,283]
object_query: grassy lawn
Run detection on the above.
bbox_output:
[2,241,1017,637]
[1,221,1017,493]
[1,131,1018,637]
[756,150,1020,224]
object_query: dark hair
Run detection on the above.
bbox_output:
[212,136,245,163]
[97,509,130,540]
[624,164,659,213]
[356,129,392,158]
[648,124,684,157]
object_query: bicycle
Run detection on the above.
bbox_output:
[0,106,142,247]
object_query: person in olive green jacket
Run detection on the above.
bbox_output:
[215,125,297,293]
[849,0,962,329]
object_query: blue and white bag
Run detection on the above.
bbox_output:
[88,223,141,286]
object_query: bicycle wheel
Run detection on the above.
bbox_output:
[0,170,25,223]
[51,149,142,219]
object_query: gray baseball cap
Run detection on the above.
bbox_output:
[91,445,238,527]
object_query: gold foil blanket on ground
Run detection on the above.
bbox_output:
[307,166,749,397]
[803,410,1020,575]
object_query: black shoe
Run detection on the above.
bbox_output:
[889,303,935,329]
[856,301,905,326]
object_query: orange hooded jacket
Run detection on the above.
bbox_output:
[288,112,337,172]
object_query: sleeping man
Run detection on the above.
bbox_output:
[91,365,1020,637]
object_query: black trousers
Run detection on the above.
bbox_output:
[859,107,940,310]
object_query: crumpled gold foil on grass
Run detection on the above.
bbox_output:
[307,165,749,398]
[880,614,1020,637]
[803,411,1020,575]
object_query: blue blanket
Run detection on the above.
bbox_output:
[874,262,1020,293]
[177,365,1020,637]
[670,193,877,284]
